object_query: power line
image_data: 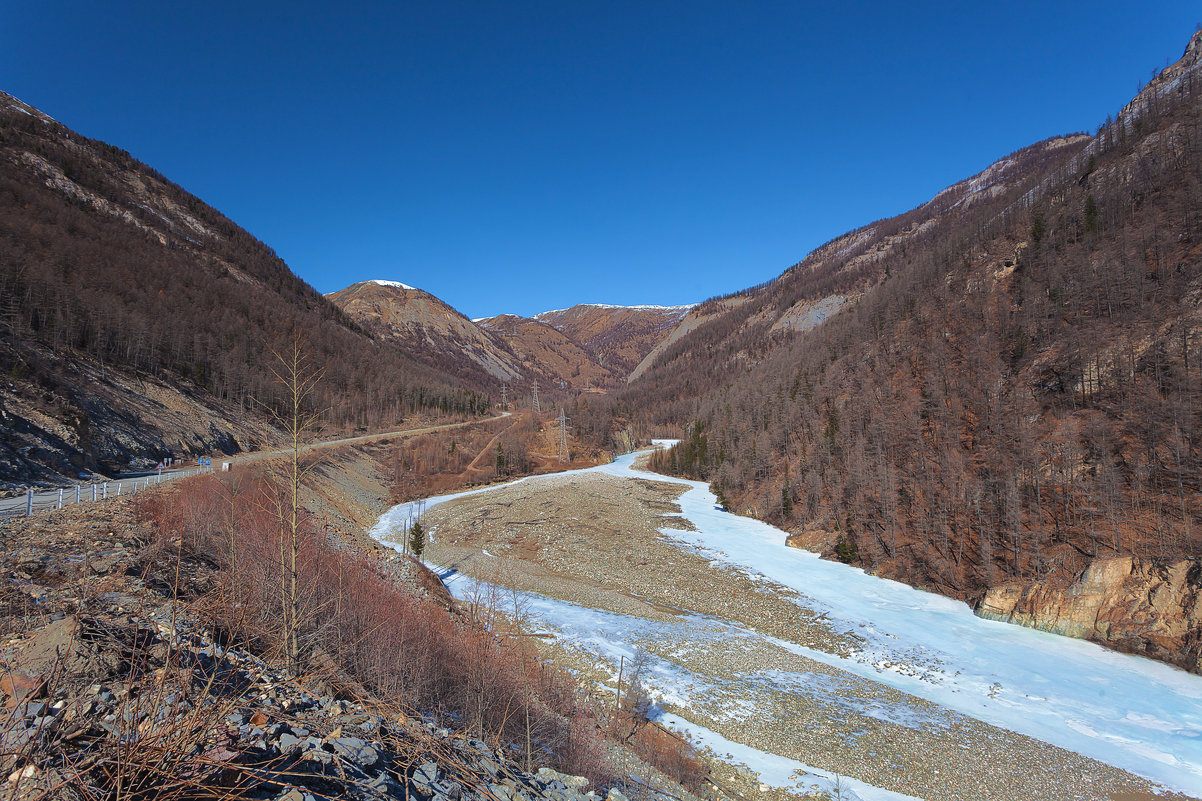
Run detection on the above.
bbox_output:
[557,406,570,462]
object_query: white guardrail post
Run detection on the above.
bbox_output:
[26,489,33,516]
[57,489,63,509]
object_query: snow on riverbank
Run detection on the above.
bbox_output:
[370,450,1202,795]
[426,567,935,800]
[656,713,924,801]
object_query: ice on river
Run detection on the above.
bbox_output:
[371,449,1202,795]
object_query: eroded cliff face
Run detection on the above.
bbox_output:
[976,558,1202,673]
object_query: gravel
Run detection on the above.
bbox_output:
[418,469,1188,801]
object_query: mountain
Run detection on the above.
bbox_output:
[0,92,488,487]
[468,303,694,392]
[634,31,1202,667]
[327,286,692,399]
[473,313,618,391]
[531,303,693,378]
[326,280,523,385]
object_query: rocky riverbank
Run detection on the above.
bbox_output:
[413,469,1187,801]
[0,484,704,801]
[975,556,1202,674]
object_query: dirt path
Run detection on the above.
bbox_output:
[463,412,527,473]
[416,469,1185,801]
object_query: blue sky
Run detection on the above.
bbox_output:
[2,2,1198,318]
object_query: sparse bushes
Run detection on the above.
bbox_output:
[136,468,616,778]
[389,414,561,502]
[834,533,859,564]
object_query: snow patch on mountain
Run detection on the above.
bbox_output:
[533,302,695,319]
[367,279,417,290]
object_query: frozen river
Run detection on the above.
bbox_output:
[372,448,1202,798]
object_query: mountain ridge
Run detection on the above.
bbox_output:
[635,29,1202,670]
[0,91,490,486]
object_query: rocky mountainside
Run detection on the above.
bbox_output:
[637,31,1202,668]
[327,280,524,385]
[531,304,693,378]
[978,556,1201,672]
[467,304,692,394]
[474,314,620,391]
[0,469,708,801]
[0,93,489,488]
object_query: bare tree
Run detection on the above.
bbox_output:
[264,329,326,670]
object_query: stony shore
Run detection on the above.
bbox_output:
[416,468,1192,801]
[0,490,702,801]
[4,441,1194,801]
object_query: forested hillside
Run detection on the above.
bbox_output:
[0,92,488,484]
[641,32,1202,604]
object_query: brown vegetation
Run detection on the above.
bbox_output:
[477,315,619,391]
[387,412,613,503]
[641,34,1202,609]
[132,467,707,787]
[0,94,489,484]
[531,305,692,379]
[327,280,525,386]
[135,468,606,772]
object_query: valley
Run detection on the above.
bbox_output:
[4,18,1202,801]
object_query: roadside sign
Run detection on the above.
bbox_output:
[155,461,165,471]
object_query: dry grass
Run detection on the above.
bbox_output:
[134,468,623,782]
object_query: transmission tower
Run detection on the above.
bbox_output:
[531,379,540,413]
[557,407,570,462]
[500,383,509,410]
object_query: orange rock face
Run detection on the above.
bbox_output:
[977,557,1202,673]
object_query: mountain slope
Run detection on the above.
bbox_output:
[636,31,1202,668]
[327,280,523,384]
[0,92,487,486]
[532,303,693,377]
[474,314,618,392]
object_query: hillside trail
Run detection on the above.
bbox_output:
[463,411,529,473]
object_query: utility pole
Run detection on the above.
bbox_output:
[531,379,540,413]
[557,407,570,462]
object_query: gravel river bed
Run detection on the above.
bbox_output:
[370,453,1201,801]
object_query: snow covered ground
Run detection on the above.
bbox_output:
[371,449,1202,797]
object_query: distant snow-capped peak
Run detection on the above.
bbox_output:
[367,279,417,290]
[533,302,694,319]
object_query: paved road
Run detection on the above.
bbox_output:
[0,468,196,519]
[0,412,512,520]
[249,411,512,462]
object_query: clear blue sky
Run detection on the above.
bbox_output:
[2,2,1198,318]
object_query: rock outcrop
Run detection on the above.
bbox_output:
[975,557,1202,673]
